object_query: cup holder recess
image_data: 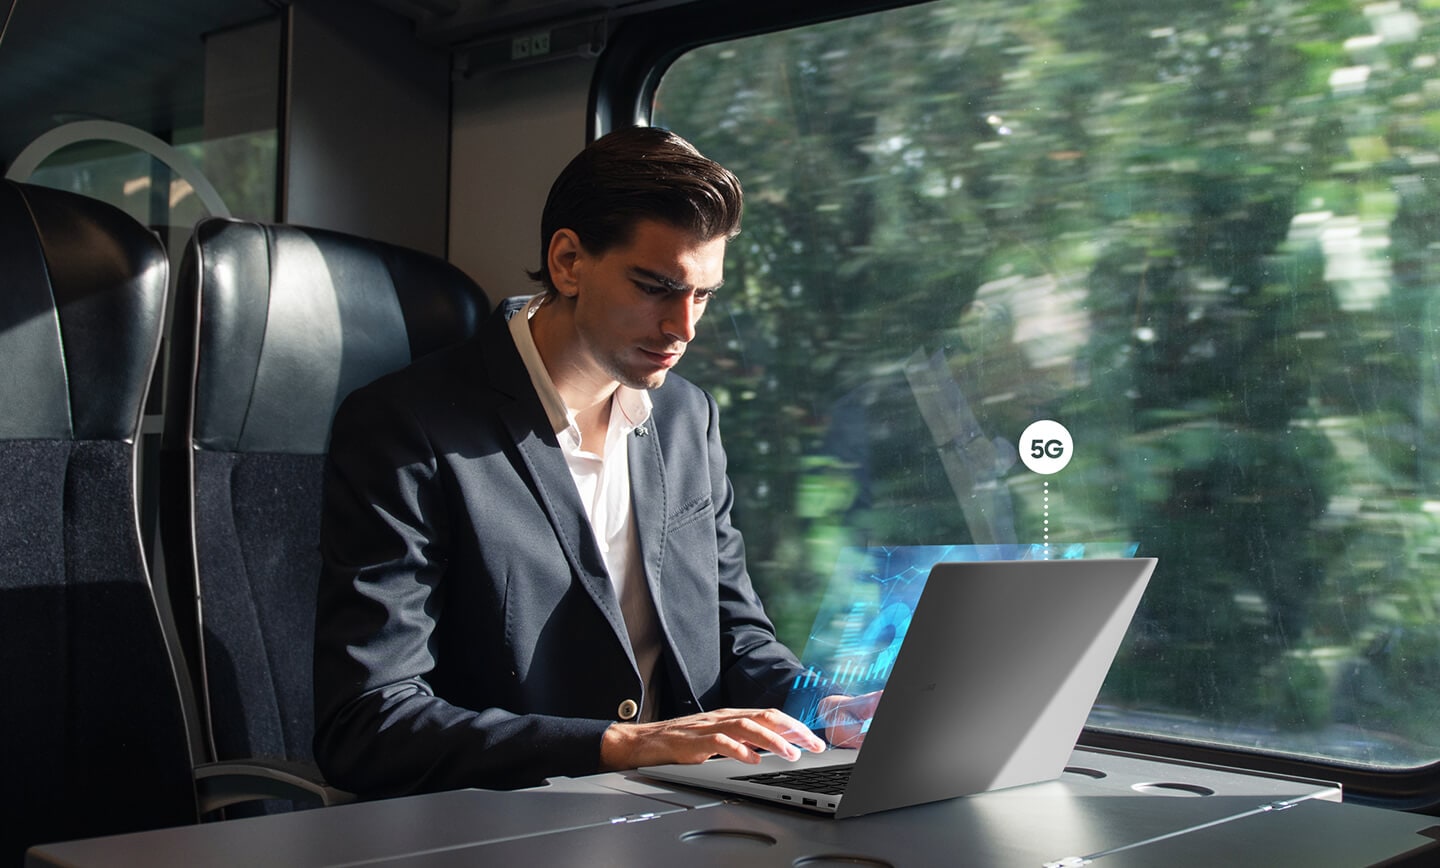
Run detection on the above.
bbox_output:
[1131,782,1216,797]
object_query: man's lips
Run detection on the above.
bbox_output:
[640,347,684,368]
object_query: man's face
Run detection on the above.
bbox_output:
[562,219,726,391]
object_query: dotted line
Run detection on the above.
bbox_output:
[1043,481,1050,559]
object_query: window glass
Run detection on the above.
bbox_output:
[27,143,181,227]
[24,128,278,231]
[654,0,1440,768]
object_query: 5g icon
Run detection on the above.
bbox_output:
[1019,420,1073,475]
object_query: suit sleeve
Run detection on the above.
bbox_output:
[704,393,807,709]
[312,383,611,798]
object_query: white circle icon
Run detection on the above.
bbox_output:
[1019,420,1073,475]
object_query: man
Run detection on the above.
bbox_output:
[314,127,856,799]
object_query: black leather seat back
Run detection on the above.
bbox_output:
[163,218,488,788]
[0,180,197,863]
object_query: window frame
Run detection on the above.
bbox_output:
[591,0,917,138]
[592,0,1440,812]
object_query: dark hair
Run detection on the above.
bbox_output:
[527,127,743,292]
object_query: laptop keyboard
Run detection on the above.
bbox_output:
[731,763,852,795]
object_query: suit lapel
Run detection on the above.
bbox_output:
[629,419,698,698]
[482,311,632,655]
[628,426,666,610]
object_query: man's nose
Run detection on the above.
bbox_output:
[661,293,700,343]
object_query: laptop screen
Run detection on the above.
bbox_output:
[782,542,1139,732]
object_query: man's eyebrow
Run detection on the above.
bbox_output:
[630,267,724,295]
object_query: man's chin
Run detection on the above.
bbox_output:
[610,364,670,391]
[632,370,670,390]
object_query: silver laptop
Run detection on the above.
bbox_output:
[639,555,1156,818]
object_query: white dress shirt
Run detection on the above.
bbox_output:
[509,297,664,721]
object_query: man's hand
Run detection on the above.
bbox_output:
[818,690,883,749]
[600,707,826,770]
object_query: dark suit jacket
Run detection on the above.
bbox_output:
[313,306,804,798]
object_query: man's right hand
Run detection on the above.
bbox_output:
[818,690,882,749]
[599,707,826,770]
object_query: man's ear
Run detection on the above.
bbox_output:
[547,229,585,298]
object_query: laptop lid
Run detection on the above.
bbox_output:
[782,544,1125,729]
[639,554,1154,819]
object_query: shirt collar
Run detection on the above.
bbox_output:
[509,295,653,439]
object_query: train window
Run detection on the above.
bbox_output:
[652,0,1440,771]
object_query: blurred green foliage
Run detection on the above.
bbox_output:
[656,0,1440,764]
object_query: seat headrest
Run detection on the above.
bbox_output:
[0,181,166,442]
[178,218,488,455]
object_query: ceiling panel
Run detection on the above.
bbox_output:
[374,0,696,44]
[0,0,700,168]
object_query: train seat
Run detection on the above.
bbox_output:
[0,180,198,862]
[161,218,489,814]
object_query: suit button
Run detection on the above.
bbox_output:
[617,699,639,720]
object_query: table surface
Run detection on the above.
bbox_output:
[25,747,1440,868]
